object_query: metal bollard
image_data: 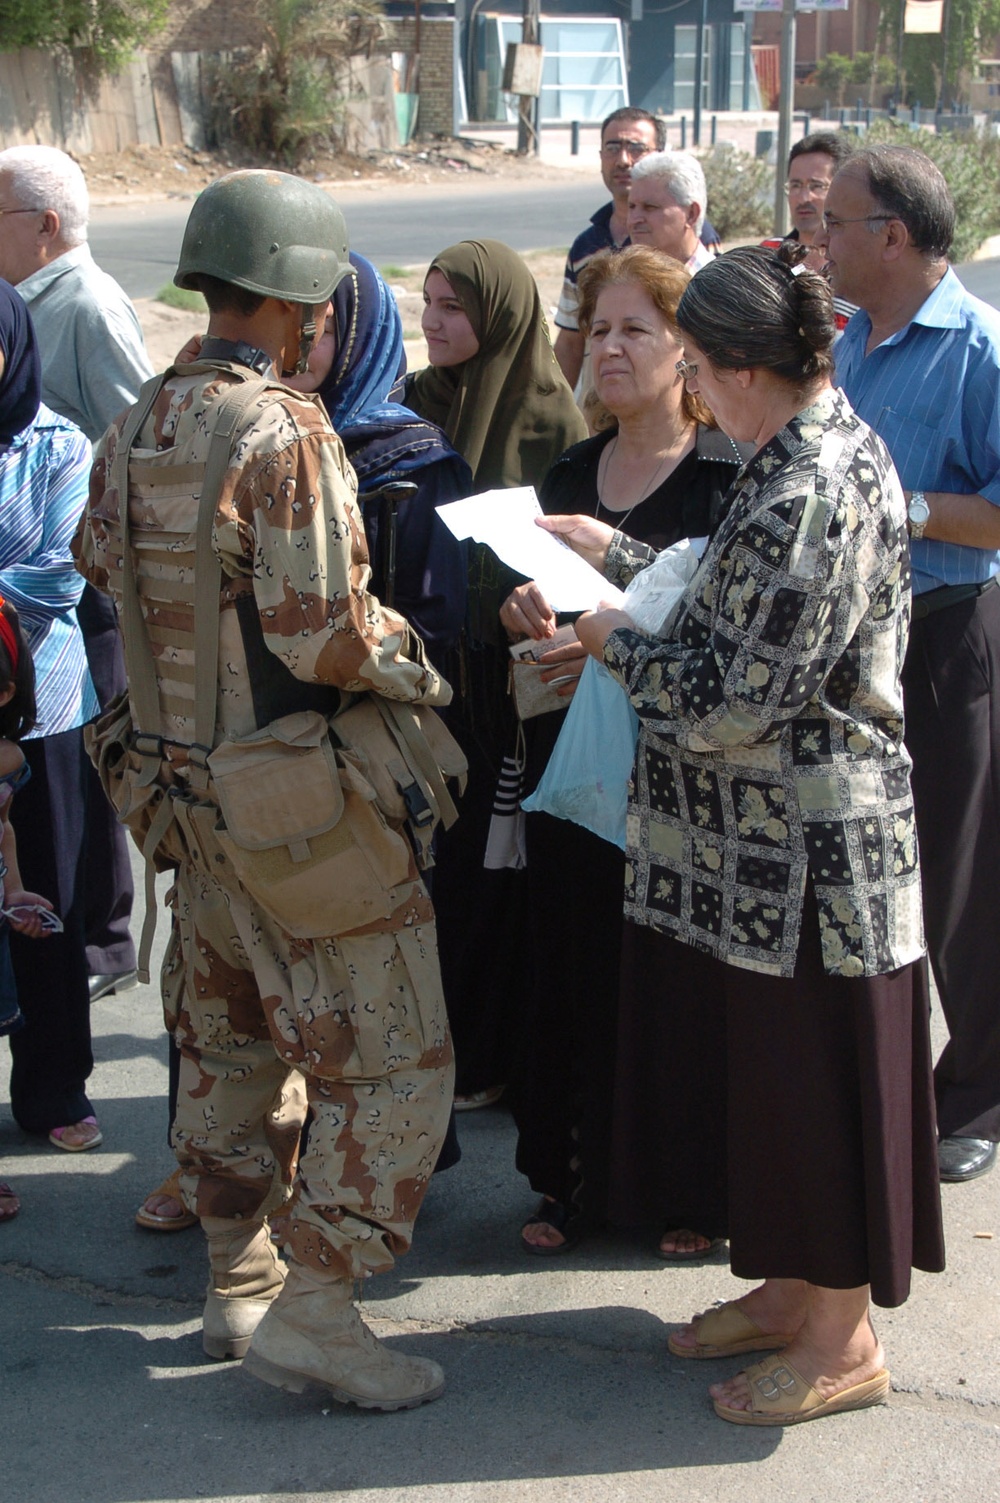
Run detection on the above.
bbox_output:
[711,114,717,145]
[571,120,580,155]
[681,115,687,149]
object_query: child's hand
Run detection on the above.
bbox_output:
[3,889,56,939]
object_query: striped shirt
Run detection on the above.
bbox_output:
[0,404,98,737]
[835,267,1000,595]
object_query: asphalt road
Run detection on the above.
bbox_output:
[92,178,1000,309]
[90,178,601,299]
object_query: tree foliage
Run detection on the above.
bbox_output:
[206,0,388,163]
[0,0,168,72]
[877,0,1000,105]
[816,51,895,105]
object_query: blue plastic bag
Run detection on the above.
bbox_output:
[522,656,639,849]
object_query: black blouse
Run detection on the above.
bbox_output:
[539,423,750,554]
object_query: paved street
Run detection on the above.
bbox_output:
[2,846,999,1503]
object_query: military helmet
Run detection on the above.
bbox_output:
[174,170,350,303]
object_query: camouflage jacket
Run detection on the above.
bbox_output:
[603,389,924,979]
[75,361,449,764]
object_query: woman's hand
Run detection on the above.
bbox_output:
[576,606,635,660]
[537,636,588,700]
[174,332,205,366]
[536,514,615,574]
[500,581,556,641]
[3,889,55,939]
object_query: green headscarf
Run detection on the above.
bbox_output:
[408,239,587,491]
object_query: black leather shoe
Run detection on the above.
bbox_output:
[88,969,140,1004]
[938,1136,997,1183]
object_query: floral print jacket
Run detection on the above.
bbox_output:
[602,389,924,978]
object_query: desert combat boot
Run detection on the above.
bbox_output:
[202,1217,286,1360]
[242,1259,446,1410]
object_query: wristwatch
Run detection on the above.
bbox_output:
[908,490,931,541]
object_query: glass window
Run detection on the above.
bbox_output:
[674,23,711,114]
[492,15,628,122]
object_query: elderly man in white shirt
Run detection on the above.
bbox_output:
[0,145,151,441]
[0,145,149,1011]
[626,151,714,273]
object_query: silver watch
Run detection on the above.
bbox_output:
[908,490,930,541]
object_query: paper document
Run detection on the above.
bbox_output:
[436,486,625,612]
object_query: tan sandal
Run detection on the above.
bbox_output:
[135,1169,198,1232]
[713,1353,891,1426]
[668,1300,798,1360]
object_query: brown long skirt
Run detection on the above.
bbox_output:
[610,888,945,1308]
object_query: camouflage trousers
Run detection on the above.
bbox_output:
[161,812,454,1281]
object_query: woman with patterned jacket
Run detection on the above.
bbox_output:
[541,247,944,1429]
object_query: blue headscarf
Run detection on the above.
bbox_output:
[317,252,457,492]
[314,253,470,657]
[0,279,42,446]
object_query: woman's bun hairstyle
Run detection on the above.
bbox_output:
[676,245,835,387]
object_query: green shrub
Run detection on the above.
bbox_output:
[864,118,1000,263]
[155,285,207,313]
[699,143,773,240]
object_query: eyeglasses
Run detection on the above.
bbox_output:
[821,212,893,232]
[675,358,699,382]
[601,139,652,160]
[784,178,833,196]
[0,206,41,220]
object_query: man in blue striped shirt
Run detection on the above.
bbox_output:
[822,144,1000,1185]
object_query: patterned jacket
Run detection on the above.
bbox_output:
[602,388,924,979]
[75,362,449,763]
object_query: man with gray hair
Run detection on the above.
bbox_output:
[626,150,713,272]
[820,143,1000,1186]
[0,145,151,441]
[0,144,148,1010]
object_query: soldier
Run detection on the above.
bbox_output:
[75,171,455,1409]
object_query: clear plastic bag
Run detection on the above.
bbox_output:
[621,536,706,636]
[522,656,639,849]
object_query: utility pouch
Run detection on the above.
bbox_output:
[84,689,186,873]
[207,709,414,937]
[330,697,467,869]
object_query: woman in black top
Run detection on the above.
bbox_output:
[500,247,750,1255]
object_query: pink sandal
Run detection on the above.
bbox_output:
[48,1116,103,1152]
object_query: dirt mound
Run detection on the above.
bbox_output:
[83,136,575,206]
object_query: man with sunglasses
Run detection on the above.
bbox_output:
[552,107,664,389]
[821,144,1000,1187]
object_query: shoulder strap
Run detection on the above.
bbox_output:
[112,367,272,975]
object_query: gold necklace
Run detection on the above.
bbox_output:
[595,434,681,528]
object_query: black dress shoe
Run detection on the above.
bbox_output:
[938,1136,997,1183]
[88,969,140,1004]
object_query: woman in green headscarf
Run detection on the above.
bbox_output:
[407,240,586,1109]
[408,238,586,489]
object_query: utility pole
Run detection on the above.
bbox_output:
[693,0,708,145]
[517,0,541,156]
[772,0,796,236]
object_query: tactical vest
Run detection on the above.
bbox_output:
[90,363,465,978]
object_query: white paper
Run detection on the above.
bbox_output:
[436,486,625,612]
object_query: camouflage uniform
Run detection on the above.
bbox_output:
[77,364,454,1280]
